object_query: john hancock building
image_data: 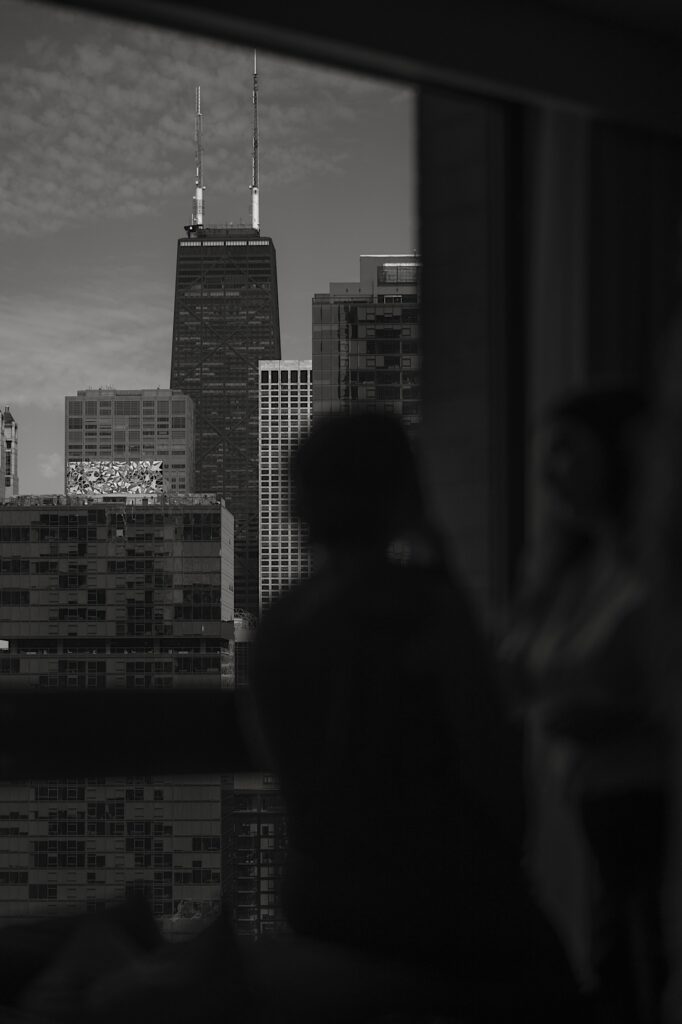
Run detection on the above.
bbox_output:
[170,81,281,620]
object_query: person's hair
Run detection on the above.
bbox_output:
[290,411,424,547]
[543,384,652,527]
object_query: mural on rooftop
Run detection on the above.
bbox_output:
[66,460,164,496]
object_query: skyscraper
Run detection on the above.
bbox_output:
[170,72,281,619]
[64,389,195,497]
[312,255,421,431]
[259,360,313,614]
[0,407,19,500]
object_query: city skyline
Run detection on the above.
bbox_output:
[0,0,416,495]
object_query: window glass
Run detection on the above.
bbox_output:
[1,0,415,943]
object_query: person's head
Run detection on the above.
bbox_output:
[290,411,424,552]
[540,385,651,539]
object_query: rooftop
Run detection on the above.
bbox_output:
[0,493,223,508]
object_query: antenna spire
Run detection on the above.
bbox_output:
[250,51,259,232]
[192,85,204,227]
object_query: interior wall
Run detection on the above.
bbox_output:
[588,122,682,389]
[419,97,682,625]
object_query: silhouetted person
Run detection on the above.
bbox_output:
[501,386,668,1024]
[248,410,590,1022]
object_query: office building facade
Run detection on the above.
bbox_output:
[0,493,233,935]
[1,408,18,501]
[64,389,195,498]
[312,255,421,431]
[170,227,281,619]
[259,360,313,613]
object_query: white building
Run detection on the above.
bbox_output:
[258,360,313,613]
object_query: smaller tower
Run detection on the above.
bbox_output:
[250,51,260,232]
[0,407,18,500]
[259,361,313,614]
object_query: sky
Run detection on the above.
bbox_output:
[0,0,416,494]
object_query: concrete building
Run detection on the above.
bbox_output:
[0,407,19,501]
[64,389,195,498]
[312,255,421,432]
[258,360,313,614]
[0,493,233,936]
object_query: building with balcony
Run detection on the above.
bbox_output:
[222,772,287,939]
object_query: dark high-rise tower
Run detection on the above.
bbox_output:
[170,71,281,617]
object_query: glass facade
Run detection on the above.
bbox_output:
[170,228,281,619]
[312,255,421,433]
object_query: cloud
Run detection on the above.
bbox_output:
[0,2,402,237]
